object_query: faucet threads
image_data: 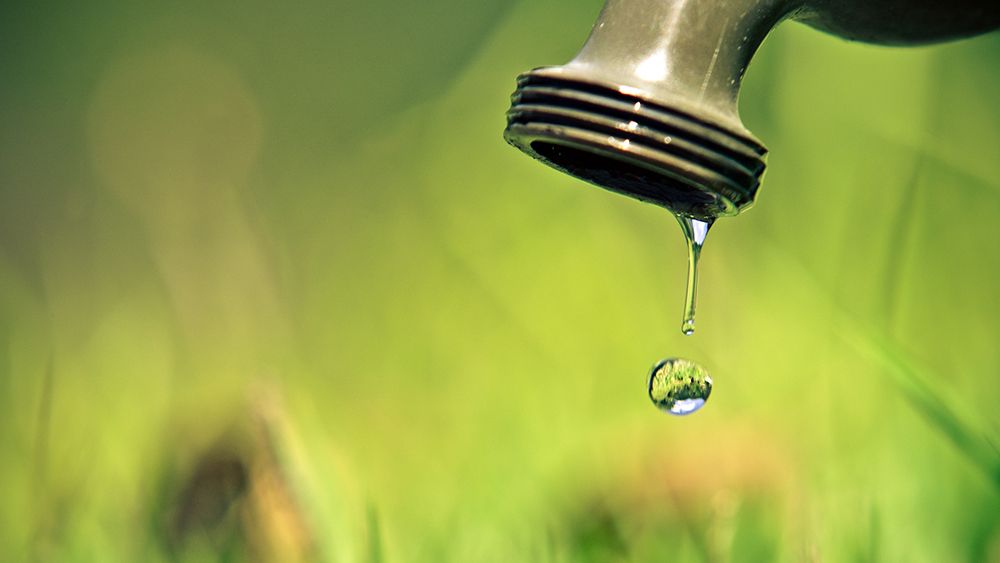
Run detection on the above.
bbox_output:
[505,69,766,219]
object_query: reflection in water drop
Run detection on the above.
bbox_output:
[675,216,712,336]
[647,358,712,415]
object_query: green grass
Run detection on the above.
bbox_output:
[1,1,999,561]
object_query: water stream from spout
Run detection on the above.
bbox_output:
[676,215,713,336]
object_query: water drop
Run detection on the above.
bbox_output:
[675,215,712,336]
[647,358,713,415]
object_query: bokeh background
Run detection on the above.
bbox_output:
[1,2,999,561]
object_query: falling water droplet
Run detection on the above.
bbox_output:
[647,358,713,415]
[675,216,712,336]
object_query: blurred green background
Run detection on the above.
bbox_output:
[1,1,999,561]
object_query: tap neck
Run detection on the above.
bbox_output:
[567,0,794,129]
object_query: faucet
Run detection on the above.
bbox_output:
[504,0,999,221]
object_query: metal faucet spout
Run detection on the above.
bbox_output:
[504,0,999,220]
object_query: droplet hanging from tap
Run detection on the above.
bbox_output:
[676,215,712,336]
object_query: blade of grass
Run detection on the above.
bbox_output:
[367,502,384,563]
[840,322,1000,490]
[29,359,54,563]
[758,222,1000,492]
